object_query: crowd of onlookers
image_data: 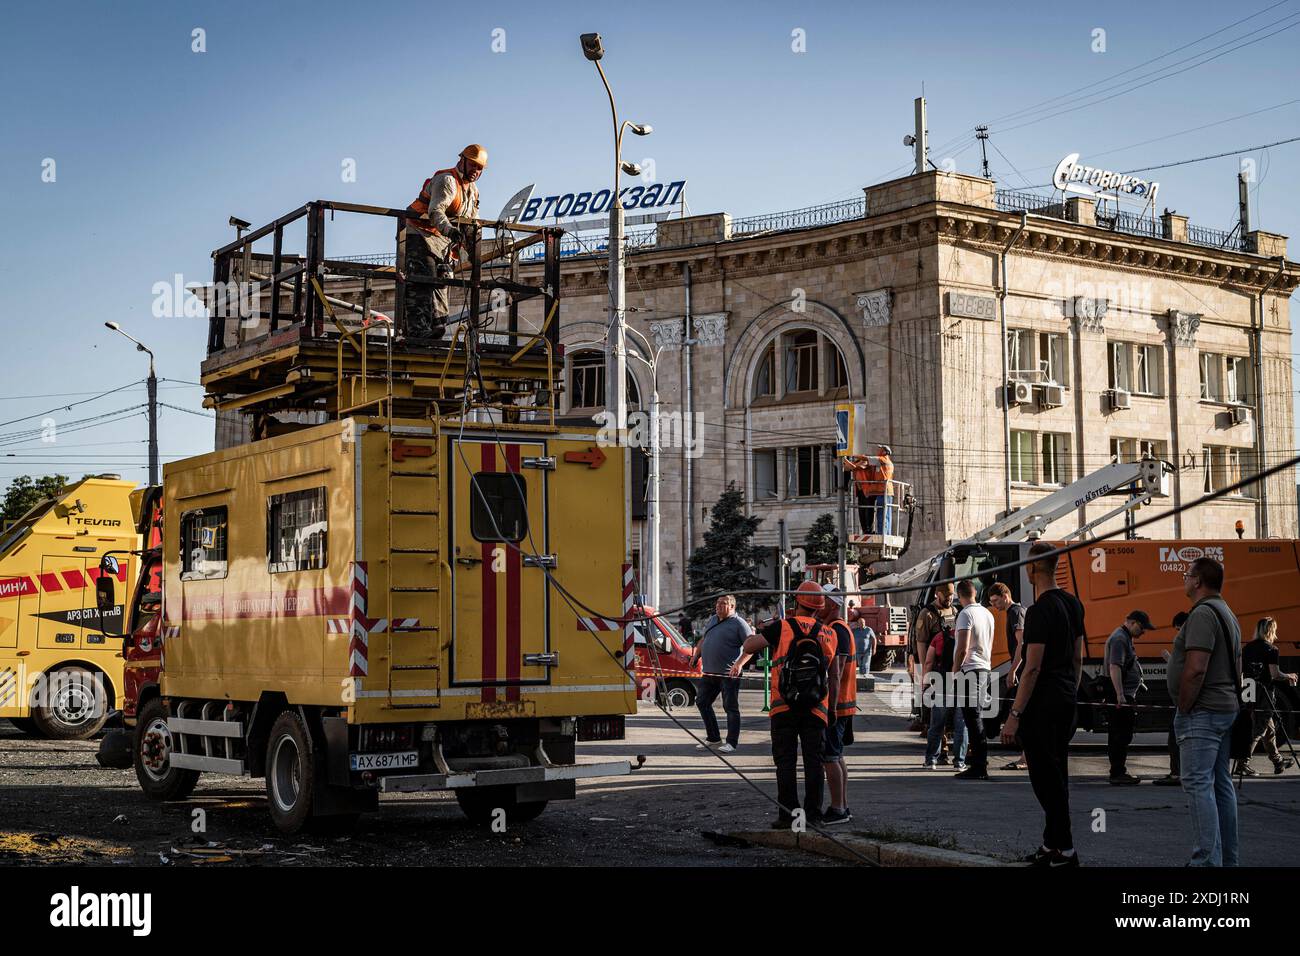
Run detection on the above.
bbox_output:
[678,549,1294,866]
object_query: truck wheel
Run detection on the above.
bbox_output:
[134,698,199,800]
[455,786,547,826]
[869,649,896,672]
[663,681,694,709]
[265,710,316,834]
[30,666,109,740]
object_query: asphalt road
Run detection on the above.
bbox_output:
[2,674,1297,866]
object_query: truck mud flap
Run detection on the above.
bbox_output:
[377,758,635,794]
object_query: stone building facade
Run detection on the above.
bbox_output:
[209,170,1298,620]
[528,170,1298,616]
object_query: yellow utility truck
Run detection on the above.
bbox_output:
[98,415,637,831]
[0,476,139,738]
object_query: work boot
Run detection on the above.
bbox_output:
[1108,773,1141,786]
[1273,757,1294,775]
[1233,760,1258,777]
[1153,774,1181,786]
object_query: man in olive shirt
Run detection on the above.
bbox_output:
[1167,557,1241,867]
[909,583,954,736]
[1105,610,1151,785]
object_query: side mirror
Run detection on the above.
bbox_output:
[96,576,116,615]
[96,554,118,623]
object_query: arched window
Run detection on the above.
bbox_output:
[568,349,642,411]
[752,343,775,400]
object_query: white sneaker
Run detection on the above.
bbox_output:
[696,740,721,750]
[717,743,736,754]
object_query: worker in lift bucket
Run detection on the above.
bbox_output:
[845,444,895,535]
[402,143,486,343]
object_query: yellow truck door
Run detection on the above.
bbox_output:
[32,557,95,651]
[450,438,551,697]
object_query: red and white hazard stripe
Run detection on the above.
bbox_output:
[621,563,636,674]
[348,562,369,677]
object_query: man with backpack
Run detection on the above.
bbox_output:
[731,580,838,829]
[922,602,967,770]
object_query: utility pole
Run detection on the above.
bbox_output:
[976,125,991,180]
[104,322,158,486]
[913,97,928,175]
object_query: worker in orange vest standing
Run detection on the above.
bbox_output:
[402,144,486,342]
[816,584,857,825]
[844,444,895,535]
[730,580,838,829]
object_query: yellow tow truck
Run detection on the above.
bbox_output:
[0,476,140,738]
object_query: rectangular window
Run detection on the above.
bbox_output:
[1199,352,1223,402]
[1225,356,1251,405]
[1041,432,1070,485]
[267,487,327,573]
[1112,437,1166,463]
[570,353,605,409]
[1007,329,1029,380]
[1010,430,1035,483]
[1108,342,1131,392]
[1133,344,1163,396]
[1038,332,1068,385]
[752,449,778,501]
[787,446,822,497]
[181,506,228,580]
[785,334,819,393]
[1202,446,1249,495]
[470,472,529,542]
[827,343,848,390]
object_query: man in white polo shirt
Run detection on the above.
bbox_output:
[953,579,996,780]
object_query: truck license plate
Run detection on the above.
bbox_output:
[349,751,419,771]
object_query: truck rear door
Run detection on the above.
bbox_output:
[450,438,551,695]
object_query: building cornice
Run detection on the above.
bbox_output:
[528,200,1298,299]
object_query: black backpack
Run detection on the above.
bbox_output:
[778,617,828,710]
[925,603,955,673]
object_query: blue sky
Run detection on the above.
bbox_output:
[1,0,1297,486]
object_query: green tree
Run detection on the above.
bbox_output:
[2,474,69,525]
[686,484,767,619]
[803,512,840,566]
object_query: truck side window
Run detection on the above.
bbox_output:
[180,506,228,580]
[267,487,328,573]
[470,473,528,543]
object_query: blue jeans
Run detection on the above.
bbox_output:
[695,675,741,746]
[1174,709,1239,867]
[867,495,894,535]
[926,704,967,764]
[853,629,875,673]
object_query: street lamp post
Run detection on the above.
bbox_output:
[580,32,652,438]
[104,322,158,487]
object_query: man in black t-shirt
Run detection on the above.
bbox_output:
[1238,617,1297,776]
[1001,541,1085,867]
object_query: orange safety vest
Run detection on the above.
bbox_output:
[406,166,477,240]
[828,619,857,717]
[768,615,838,723]
[854,454,894,496]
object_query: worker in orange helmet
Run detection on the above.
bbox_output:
[401,144,487,343]
[730,579,838,829]
[844,443,895,535]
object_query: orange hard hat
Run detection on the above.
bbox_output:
[459,144,488,168]
[794,580,825,610]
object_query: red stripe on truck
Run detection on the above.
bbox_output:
[480,443,497,703]
[505,443,521,700]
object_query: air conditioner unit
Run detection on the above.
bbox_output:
[1038,384,1065,409]
[1108,388,1132,411]
[1006,381,1034,406]
[1230,405,1250,425]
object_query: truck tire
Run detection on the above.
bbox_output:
[134,698,199,800]
[265,711,318,833]
[455,786,548,826]
[662,681,695,709]
[30,666,110,740]
[869,649,896,672]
